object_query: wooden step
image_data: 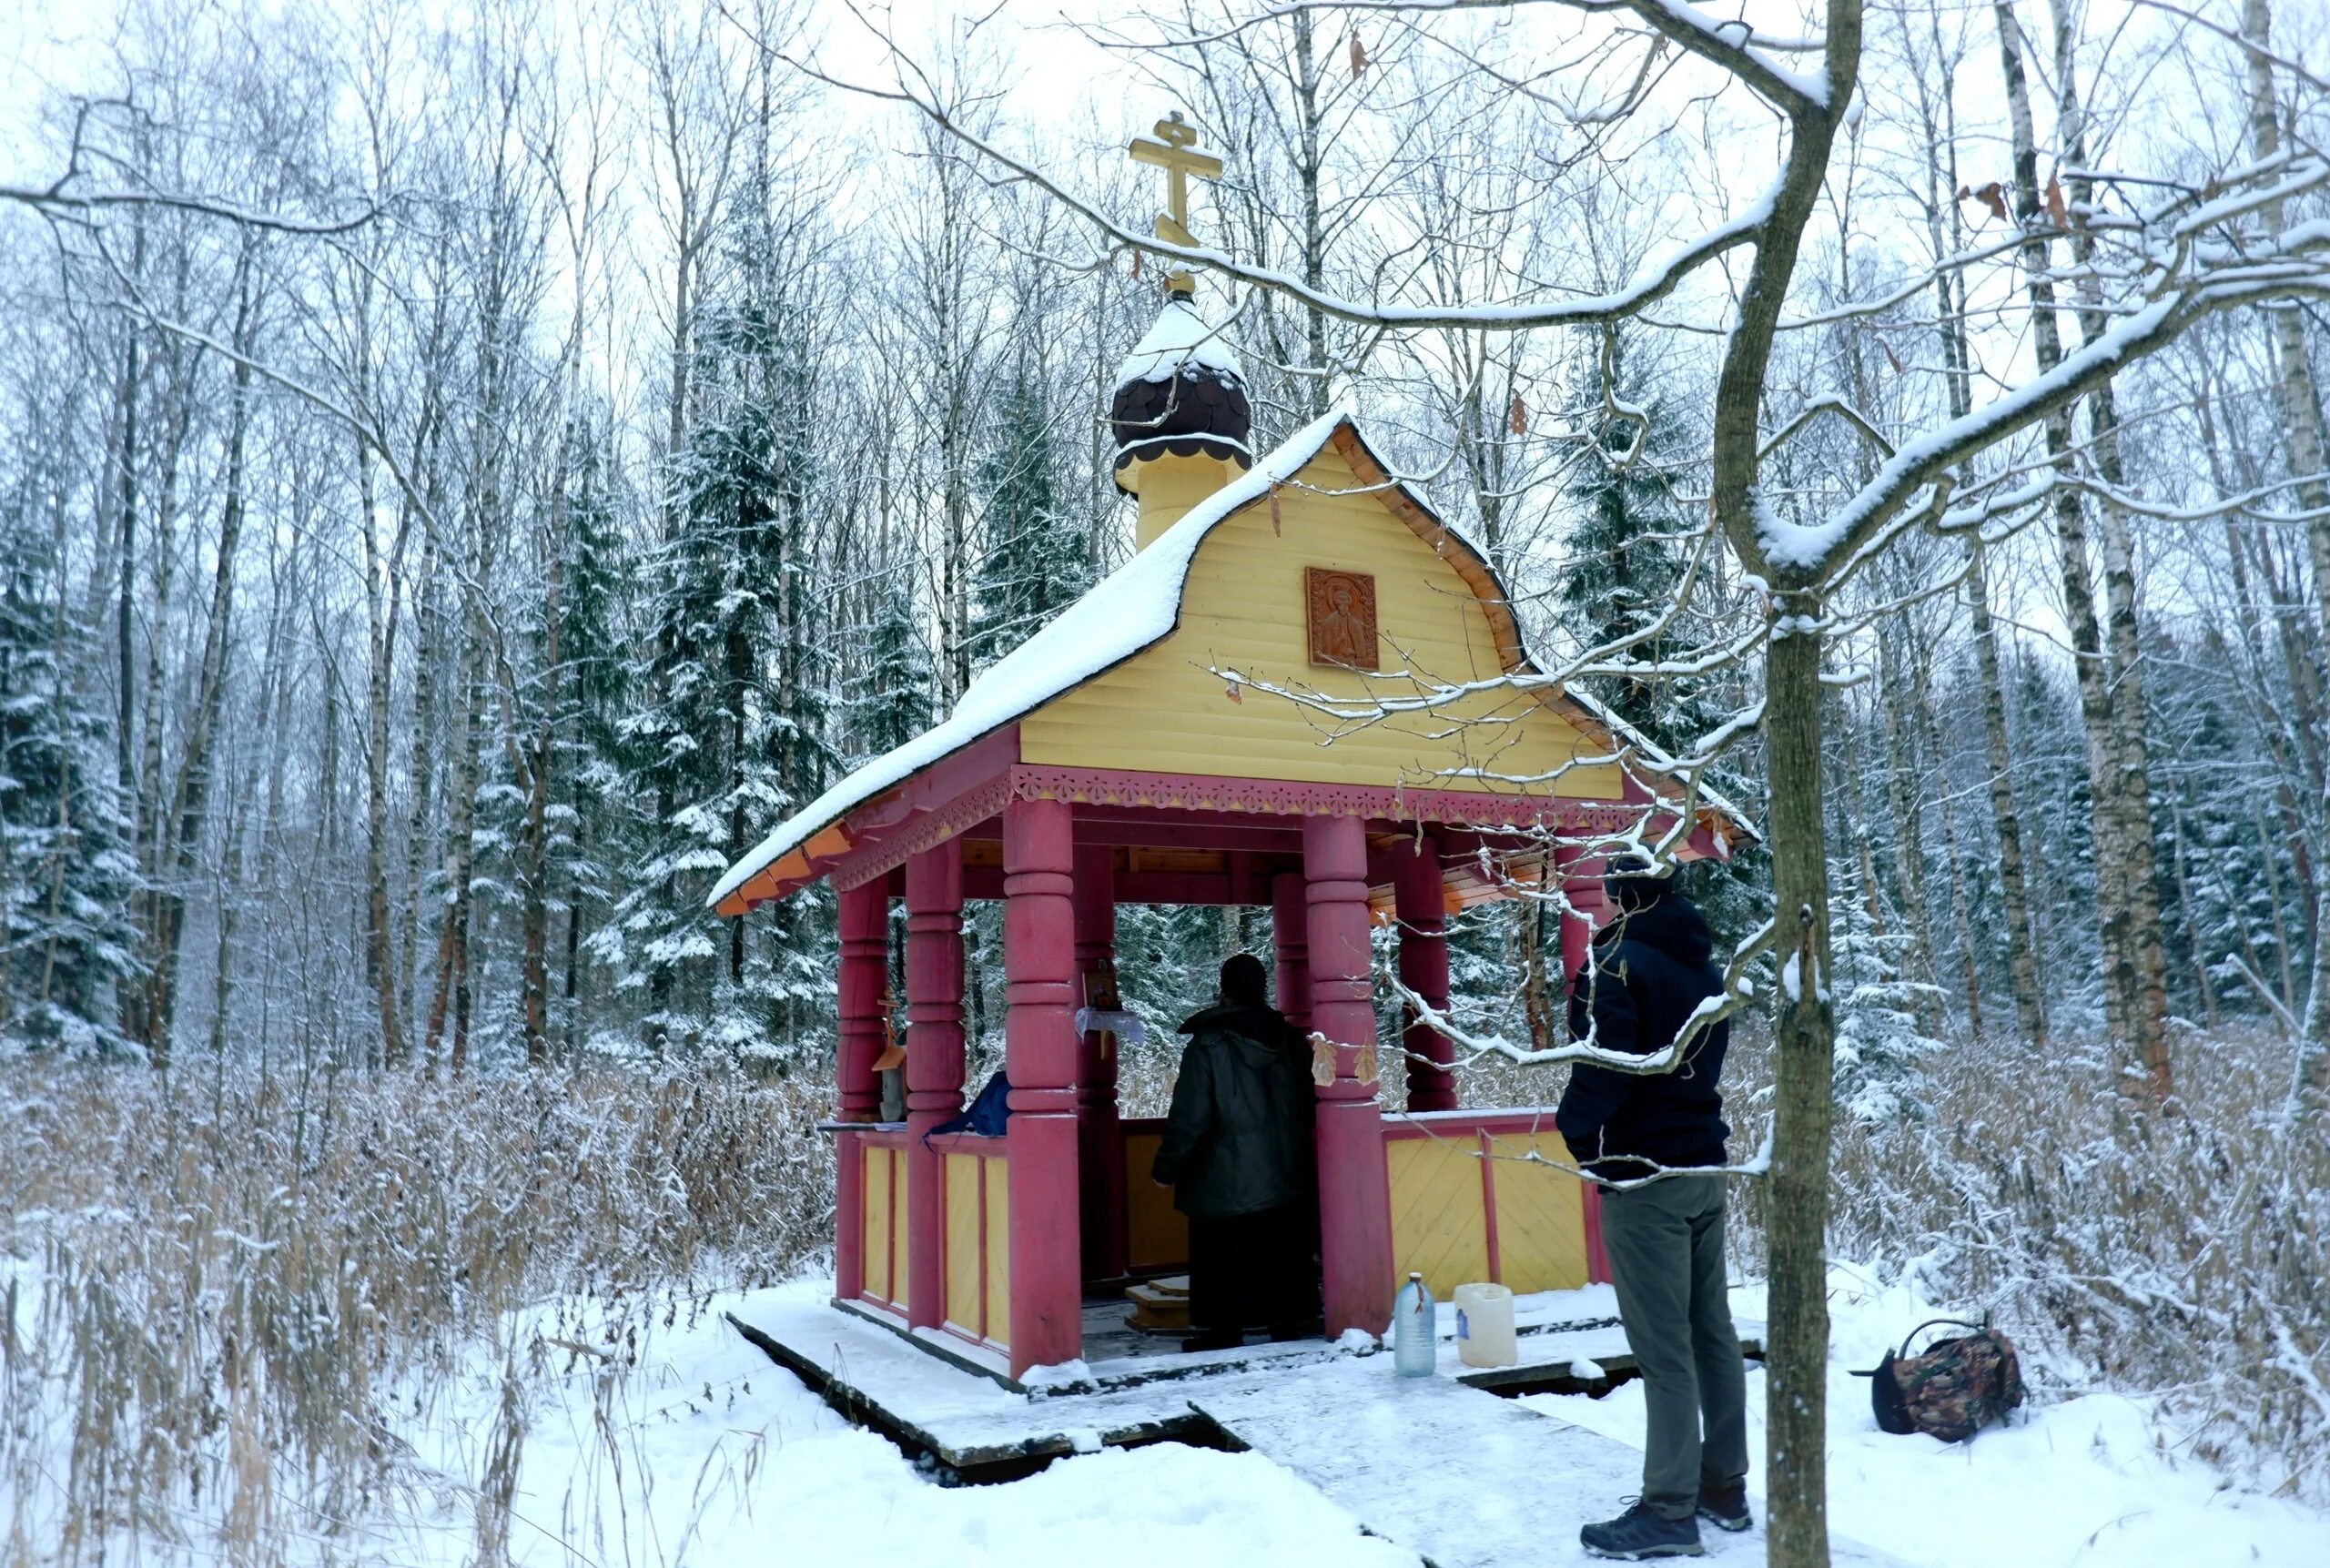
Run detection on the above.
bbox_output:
[1125,1274,1190,1334]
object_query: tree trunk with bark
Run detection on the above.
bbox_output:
[2242,0,2330,1106]
[2050,0,2172,1091]
[1994,0,2167,1098]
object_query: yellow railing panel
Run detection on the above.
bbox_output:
[863,1143,892,1301]
[1387,1135,1490,1299]
[985,1155,1011,1351]
[945,1151,983,1334]
[1488,1132,1589,1293]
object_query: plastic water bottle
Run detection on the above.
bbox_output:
[1393,1271,1436,1377]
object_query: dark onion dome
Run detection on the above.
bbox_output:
[1109,299,1252,491]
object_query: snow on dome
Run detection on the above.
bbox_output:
[1112,298,1243,390]
[1109,298,1252,485]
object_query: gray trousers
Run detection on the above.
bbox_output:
[1597,1172,1749,1520]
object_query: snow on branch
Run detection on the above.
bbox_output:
[1385,915,1774,1076]
[1756,167,2330,578]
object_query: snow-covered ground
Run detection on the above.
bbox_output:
[1527,1265,2330,1568]
[14,1267,2325,1565]
[360,1267,2325,1568]
[392,1283,1409,1568]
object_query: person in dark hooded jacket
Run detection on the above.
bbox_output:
[1151,953,1319,1351]
[1558,858,1749,1561]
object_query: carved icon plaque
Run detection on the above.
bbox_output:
[1306,567,1379,670]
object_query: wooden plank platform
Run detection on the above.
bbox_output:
[728,1290,1901,1563]
[725,1294,1328,1474]
[726,1288,1748,1470]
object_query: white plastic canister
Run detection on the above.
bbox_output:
[1453,1282,1516,1369]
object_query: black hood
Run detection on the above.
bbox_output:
[1596,895,1715,967]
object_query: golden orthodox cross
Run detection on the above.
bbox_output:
[1127,110,1222,296]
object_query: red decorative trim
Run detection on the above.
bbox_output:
[1010,764,1658,833]
[832,777,1009,891]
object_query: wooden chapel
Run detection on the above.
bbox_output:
[709,116,1739,1380]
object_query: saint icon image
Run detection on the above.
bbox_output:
[1306,568,1378,670]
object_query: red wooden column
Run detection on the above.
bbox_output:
[834,881,888,1301]
[903,843,965,1330]
[1072,842,1125,1282]
[1392,835,1455,1112]
[1271,870,1311,1029]
[1003,796,1084,1374]
[1303,814,1395,1338]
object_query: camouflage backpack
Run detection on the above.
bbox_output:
[1855,1316,2025,1443]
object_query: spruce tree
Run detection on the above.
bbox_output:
[552,416,633,1050]
[1828,845,1942,1123]
[967,368,1091,671]
[1560,330,1765,948]
[599,284,835,1058]
[853,574,934,763]
[0,484,137,1052]
[1559,330,1712,754]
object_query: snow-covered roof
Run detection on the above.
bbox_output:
[709,410,1753,913]
[709,410,1350,911]
[1112,298,1243,390]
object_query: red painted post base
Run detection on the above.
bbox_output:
[1304,815,1394,1339]
[1003,796,1084,1377]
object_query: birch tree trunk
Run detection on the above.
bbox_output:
[1916,39,2049,1047]
[357,368,408,1068]
[2050,0,2171,1089]
[1291,8,1329,419]
[1994,0,2165,1097]
[2242,0,2330,1104]
[130,317,196,1063]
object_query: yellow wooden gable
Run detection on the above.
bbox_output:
[1021,429,1623,799]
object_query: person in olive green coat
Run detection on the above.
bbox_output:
[1151,954,1318,1351]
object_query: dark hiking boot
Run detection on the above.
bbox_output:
[1180,1330,1242,1353]
[1580,1501,1706,1560]
[1266,1323,1310,1342]
[1697,1482,1752,1533]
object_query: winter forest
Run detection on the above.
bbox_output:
[4,0,2330,1563]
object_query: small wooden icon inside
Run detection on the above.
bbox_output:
[1306,567,1378,670]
